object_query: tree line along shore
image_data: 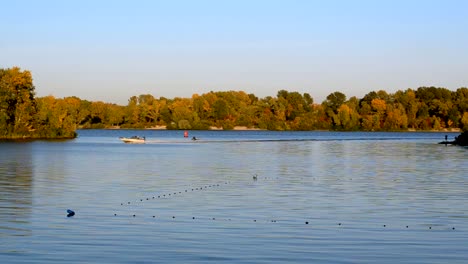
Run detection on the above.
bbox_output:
[1,67,468,140]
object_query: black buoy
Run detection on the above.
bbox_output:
[305,221,309,224]
[66,209,75,217]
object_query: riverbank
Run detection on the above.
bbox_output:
[105,125,265,131]
[0,133,77,140]
[104,125,461,132]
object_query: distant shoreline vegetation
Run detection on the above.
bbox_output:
[1,67,468,140]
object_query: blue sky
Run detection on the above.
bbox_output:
[2,0,468,104]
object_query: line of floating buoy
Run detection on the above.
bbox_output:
[109,214,458,230]
[117,173,280,207]
[119,181,231,206]
[111,175,458,232]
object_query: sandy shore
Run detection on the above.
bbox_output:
[106,126,460,132]
[144,125,265,130]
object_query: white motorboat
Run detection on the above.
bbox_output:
[119,136,146,144]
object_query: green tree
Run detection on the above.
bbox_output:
[170,98,194,129]
[383,103,408,130]
[212,98,229,121]
[323,91,346,129]
[35,96,78,137]
[324,91,346,115]
[1,67,76,138]
[0,67,36,136]
[334,104,360,130]
[277,90,310,121]
[394,89,418,129]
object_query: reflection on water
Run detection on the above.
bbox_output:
[0,131,467,263]
[0,143,33,237]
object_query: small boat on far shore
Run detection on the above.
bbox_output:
[119,136,146,144]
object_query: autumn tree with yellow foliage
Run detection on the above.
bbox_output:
[0,67,76,139]
[3,67,468,135]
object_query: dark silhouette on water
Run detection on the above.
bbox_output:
[67,209,75,217]
[454,131,468,146]
[439,131,468,146]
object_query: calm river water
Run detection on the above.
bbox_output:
[1,130,467,263]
